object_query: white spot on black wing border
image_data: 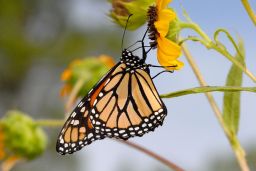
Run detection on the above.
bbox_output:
[56,100,105,155]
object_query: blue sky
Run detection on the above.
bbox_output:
[64,0,256,170]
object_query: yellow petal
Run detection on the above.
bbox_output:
[98,55,115,68]
[0,130,5,160]
[157,36,181,58]
[157,49,183,70]
[60,84,72,97]
[61,69,72,81]
[157,0,172,10]
[154,20,169,37]
[154,9,176,36]
[2,156,22,171]
[159,9,176,22]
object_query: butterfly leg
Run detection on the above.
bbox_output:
[152,70,174,79]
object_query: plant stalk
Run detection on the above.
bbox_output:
[241,0,256,26]
[182,45,250,171]
[116,139,185,171]
[179,22,256,83]
[160,86,256,98]
[36,119,64,127]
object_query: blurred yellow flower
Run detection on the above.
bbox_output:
[60,55,115,98]
[61,69,72,81]
[98,55,116,68]
[1,156,22,171]
[0,110,47,171]
[148,0,183,70]
[0,125,5,160]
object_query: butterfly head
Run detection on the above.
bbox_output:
[121,49,147,71]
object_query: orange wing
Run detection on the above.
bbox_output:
[56,62,122,155]
[89,63,167,140]
[56,104,104,154]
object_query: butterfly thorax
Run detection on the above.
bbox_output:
[120,49,148,72]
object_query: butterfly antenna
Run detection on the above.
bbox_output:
[121,14,133,51]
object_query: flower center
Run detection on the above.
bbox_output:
[147,6,158,48]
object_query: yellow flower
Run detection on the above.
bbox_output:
[0,125,5,160]
[148,0,183,70]
[110,0,155,30]
[98,55,116,68]
[60,55,115,98]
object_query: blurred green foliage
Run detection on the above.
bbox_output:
[0,110,47,160]
[0,0,121,92]
[61,56,115,97]
[208,144,256,171]
[0,1,121,170]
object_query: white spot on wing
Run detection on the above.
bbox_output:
[88,133,93,139]
[93,99,97,106]
[119,130,125,134]
[80,107,85,113]
[73,120,79,126]
[60,139,64,144]
[78,102,84,107]
[71,112,76,118]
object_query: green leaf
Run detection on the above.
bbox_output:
[160,86,256,99]
[223,39,245,134]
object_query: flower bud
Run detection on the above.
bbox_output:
[0,110,47,160]
[60,55,115,97]
[109,0,155,30]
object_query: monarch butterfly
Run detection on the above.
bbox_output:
[56,49,167,155]
[56,23,170,155]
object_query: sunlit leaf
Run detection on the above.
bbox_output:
[160,86,255,98]
[223,39,245,134]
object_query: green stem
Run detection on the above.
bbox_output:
[213,29,243,58]
[160,86,256,98]
[231,135,249,171]
[179,22,256,83]
[241,0,256,26]
[179,22,212,46]
[65,78,86,114]
[212,44,256,82]
[181,45,250,171]
[36,119,64,127]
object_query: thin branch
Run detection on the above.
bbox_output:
[160,86,256,98]
[36,119,64,127]
[1,156,23,171]
[241,0,256,26]
[179,22,256,82]
[182,44,250,171]
[65,78,85,114]
[115,139,185,171]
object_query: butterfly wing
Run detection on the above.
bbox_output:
[56,103,103,154]
[56,62,122,154]
[89,63,167,140]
